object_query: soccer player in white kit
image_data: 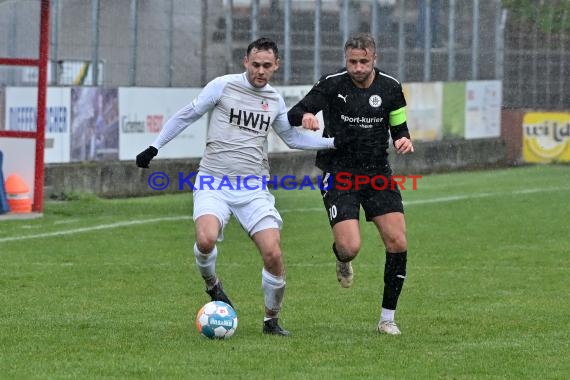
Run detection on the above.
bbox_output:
[136,38,339,336]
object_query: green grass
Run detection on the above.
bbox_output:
[0,165,569,379]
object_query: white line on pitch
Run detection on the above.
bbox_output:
[0,186,567,244]
[404,186,568,205]
[0,216,192,243]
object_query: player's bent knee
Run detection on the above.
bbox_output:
[385,235,407,253]
[335,242,360,261]
[196,235,217,253]
[264,249,282,264]
[262,249,283,271]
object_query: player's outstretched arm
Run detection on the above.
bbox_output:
[274,126,334,150]
[276,93,333,149]
[135,76,224,168]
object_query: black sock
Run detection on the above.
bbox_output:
[381,251,407,310]
[332,243,351,263]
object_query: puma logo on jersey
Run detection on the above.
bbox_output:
[337,93,348,103]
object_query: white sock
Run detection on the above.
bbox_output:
[381,308,395,322]
[262,268,285,316]
[194,243,218,286]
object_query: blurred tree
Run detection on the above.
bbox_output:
[502,0,570,33]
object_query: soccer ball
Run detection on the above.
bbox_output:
[195,301,238,339]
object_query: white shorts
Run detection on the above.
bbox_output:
[192,171,283,241]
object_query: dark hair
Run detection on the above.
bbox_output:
[246,37,279,59]
[344,32,376,55]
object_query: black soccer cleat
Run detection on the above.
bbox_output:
[263,318,290,336]
[205,281,234,309]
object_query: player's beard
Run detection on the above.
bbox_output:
[351,70,374,86]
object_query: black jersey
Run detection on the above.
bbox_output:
[288,68,408,175]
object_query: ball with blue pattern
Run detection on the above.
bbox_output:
[196,301,238,339]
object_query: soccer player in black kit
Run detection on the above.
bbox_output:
[287,33,414,335]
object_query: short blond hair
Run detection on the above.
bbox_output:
[344,33,376,55]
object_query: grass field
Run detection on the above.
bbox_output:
[0,165,568,379]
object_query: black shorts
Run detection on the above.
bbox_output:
[320,171,404,227]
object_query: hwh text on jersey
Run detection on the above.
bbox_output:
[229,108,271,133]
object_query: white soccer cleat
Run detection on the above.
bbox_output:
[377,320,401,335]
[336,260,353,288]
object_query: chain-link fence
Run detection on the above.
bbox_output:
[1,0,568,109]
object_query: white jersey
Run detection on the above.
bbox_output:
[152,73,335,178]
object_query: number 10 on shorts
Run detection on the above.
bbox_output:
[328,205,338,221]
